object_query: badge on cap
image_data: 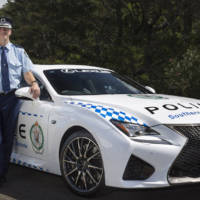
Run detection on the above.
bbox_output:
[0,18,6,23]
[0,17,12,29]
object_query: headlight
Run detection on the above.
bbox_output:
[110,119,159,137]
[110,119,171,144]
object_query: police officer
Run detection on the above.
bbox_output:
[0,17,40,187]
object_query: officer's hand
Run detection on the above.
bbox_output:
[30,82,40,99]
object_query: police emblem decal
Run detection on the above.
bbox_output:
[0,18,6,23]
[30,121,44,154]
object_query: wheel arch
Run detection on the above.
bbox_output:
[59,126,90,156]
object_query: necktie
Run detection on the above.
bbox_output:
[1,47,10,92]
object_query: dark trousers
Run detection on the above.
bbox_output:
[0,92,20,177]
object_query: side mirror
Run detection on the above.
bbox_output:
[15,87,35,100]
[145,86,156,94]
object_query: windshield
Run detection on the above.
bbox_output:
[44,69,150,95]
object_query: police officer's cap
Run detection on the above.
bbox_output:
[0,17,12,29]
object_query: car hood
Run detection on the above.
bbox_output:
[64,94,200,126]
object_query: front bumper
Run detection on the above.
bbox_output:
[101,124,186,188]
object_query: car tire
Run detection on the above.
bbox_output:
[60,130,105,196]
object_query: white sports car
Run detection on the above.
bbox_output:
[12,64,200,196]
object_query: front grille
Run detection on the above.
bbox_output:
[169,125,200,179]
[123,155,154,180]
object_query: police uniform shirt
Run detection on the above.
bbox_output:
[0,42,33,92]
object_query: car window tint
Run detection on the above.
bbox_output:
[44,69,149,95]
[36,78,52,101]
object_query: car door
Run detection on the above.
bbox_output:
[13,79,53,160]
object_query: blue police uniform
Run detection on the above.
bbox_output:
[0,17,34,183]
[0,42,33,91]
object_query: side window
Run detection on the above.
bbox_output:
[19,75,52,101]
[36,79,52,102]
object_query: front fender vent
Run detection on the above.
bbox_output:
[123,155,154,180]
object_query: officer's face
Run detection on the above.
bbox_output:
[0,27,12,40]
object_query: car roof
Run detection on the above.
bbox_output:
[33,64,111,72]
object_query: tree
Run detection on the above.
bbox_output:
[1,0,200,97]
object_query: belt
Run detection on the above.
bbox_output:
[0,89,17,96]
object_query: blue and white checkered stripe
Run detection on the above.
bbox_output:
[11,157,49,172]
[19,111,44,118]
[65,101,147,126]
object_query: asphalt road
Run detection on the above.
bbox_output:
[0,164,199,200]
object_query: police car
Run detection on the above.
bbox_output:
[12,64,200,196]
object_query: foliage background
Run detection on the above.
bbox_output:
[1,0,200,98]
